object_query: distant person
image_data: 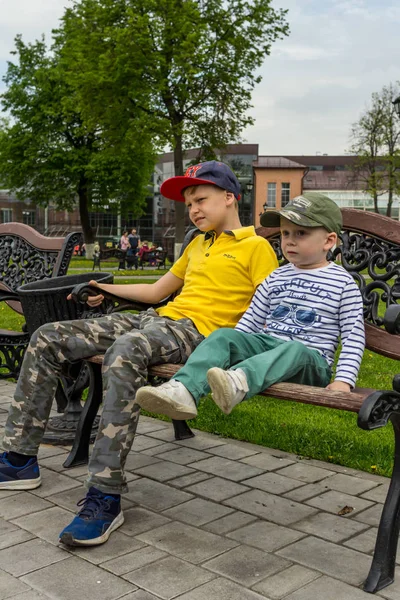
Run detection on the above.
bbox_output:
[138,241,150,266]
[148,243,157,267]
[118,231,129,270]
[92,241,101,271]
[127,228,140,270]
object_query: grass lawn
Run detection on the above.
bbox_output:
[2,300,398,479]
[69,257,169,277]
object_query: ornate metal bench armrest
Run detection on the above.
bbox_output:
[0,289,19,303]
[70,282,170,313]
[383,305,400,334]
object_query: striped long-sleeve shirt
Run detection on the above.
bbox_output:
[235,262,365,388]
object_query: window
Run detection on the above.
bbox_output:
[309,165,323,171]
[267,183,276,207]
[22,211,35,226]
[281,183,290,207]
[1,209,12,223]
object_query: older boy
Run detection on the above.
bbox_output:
[137,193,365,418]
[0,161,278,546]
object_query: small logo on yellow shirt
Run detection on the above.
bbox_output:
[223,253,236,259]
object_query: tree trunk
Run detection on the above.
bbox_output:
[387,189,393,218]
[173,135,186,259]
[78,176,95,253]
[373,192,379,214]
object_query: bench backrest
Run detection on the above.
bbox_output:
[257,207,400,360]
[0,222,81,314]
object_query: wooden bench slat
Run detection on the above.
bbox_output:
[86,357,371,414]
[259,383,370,412]
[365,323,400,360]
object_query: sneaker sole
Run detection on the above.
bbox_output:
[137,389,197,420]
[0,477,41,490]
[207,368,233,414]
[59,511,125,547]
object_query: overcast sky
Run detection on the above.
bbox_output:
[0,0,399,156]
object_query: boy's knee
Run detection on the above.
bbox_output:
[207,328,241,343]
[30,322,59,348]
[104,332,146,366]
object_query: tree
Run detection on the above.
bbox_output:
[0,34,156,249]
[348,83,400,217]
[55,0,289,251]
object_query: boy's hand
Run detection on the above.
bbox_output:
[85,280,105,307]
[326,381,351,393]
[67,280,104,306]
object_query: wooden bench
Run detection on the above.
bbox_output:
[0,223,81,379]
[65,209,400,593]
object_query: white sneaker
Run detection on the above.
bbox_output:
[136,380,197,420]
[207,368,249,415]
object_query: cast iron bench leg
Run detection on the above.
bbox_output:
[364,413,400,593]
[63,362,102,468]
[63,362,196,468]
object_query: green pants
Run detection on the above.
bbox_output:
[174,328,331,402]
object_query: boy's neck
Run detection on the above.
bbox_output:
[214,215,243,237]
[291,259,331,270]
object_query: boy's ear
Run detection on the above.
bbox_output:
[325,232,337,249]
[225,191,236,205]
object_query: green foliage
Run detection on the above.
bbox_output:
[0,0,289,244]
[0,33,157,241]
[58,0,289,154]
[348,82,400,217]
[52,0,289,243]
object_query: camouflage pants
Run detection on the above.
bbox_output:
[3,309,204,493]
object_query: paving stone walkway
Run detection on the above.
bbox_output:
[0,379,398,600]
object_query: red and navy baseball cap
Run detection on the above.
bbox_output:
[160,160,241,202]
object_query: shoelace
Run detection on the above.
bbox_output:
[76,493,113,519]
[168,380,184,388]
[0,452,17,465]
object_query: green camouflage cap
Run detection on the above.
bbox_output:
[260,192,342,235]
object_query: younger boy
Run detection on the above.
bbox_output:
[0,160,278,547]
[136,193,365,418]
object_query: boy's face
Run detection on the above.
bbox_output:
[184,184,235,234]
[280,217,337,269]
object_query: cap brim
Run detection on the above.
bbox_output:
[260,211,281,228]
[160,176,218,202]
[261,209,328,230]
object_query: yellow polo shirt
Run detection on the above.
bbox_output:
[157,226,278,336]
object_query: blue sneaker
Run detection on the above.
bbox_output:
[0,452,41,490]
[59,487,124,546]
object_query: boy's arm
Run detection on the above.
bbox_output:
[71,271,184,307]
[234,240,277,334]
[235,278,271,334]
[78,238,191,307]
[329,282,365,391]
